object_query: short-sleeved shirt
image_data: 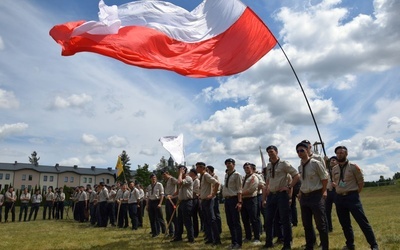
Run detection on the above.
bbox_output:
[45,192,54,202]
[89,191,97,203]
[79,191,88,201]
[242,173,259,198]
[192,178,200,198]
[98,187,109,202]
[222,170,242,197]
[107,189,116,203]
[138,189,144,200]
[255,172,265,194]
[199,172,219,199]
[31,194,42,204]
[299,159,328,194]
[115,189,123,200]
[178,176,193,200]
[128,188,140,203]
[147,182,164,200]
[266,160,298,192]
[20,193,31,203]
[164,177,178,196]
[332,161,363,194]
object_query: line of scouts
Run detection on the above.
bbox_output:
[0,142,379,250]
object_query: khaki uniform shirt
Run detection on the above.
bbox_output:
[199,172,219,199]
[121,190,130,203]
[147,182,164,200]
[5,191,16,202]
[78,191,88,201]
[299,159,328,194]
[45,192,54,202]
[20,193,31,203]
[31,194,42,204]
[128,188,140,203]
[107,189,116,203]
[332,161,363,194]
[178,176,193,200]
[267,160,298,192]
[192,178,200,199]
[99,187,109,202]
[89,191,97,203]
[256,172,265,195]
[0,194,4,205]
[222,171,242,197]
[242,173,259,198]
[165,177,178,196]
[138,189,144,200]
[115,189,123,200]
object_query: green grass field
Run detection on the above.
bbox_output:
[1,184,399,250]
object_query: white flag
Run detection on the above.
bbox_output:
[159,134,185,165]
[259,146,267,169]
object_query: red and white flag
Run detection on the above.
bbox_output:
[159,134,185,165]
[49,0,277,78]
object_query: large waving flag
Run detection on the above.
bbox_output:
[49,0,277,78]
[159,134,185,165]
[115,156,124,177]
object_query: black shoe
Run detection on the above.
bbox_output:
[188,239,195,243]
[205,240,213,244]
[213,240,222,246]
[263,243,274,249]
[152,233,160,238]
[170,238,182,242]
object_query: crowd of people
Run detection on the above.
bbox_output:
[0,141,379,250]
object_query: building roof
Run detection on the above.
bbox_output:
[0,162,115,175]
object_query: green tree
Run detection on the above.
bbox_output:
[29,151,40,166]
[155,156,178,180]
[134,164,152,188]
[116,150,133,183]
[393,172,400,180]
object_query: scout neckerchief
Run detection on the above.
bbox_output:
[225,170,236,188]
[339,160,349,182]
[302,158,311,179]
[271,158,280,178]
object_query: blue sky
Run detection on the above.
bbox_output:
[1,0,399,181]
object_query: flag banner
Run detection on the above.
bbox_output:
[49,0,277,78]
[259,146,267,169]
[159,134,185,165]
[115,156,123,177]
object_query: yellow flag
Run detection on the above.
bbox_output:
[115,156,124,177]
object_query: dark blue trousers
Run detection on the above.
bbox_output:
[201,198,220,243]
[241,196,260,241]
[224,197,242,246]
[335,192,378,249]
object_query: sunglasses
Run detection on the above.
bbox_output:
[296,149,306,153]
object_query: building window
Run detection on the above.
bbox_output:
[106,179,110,184]
[43,175,48,182]
[43,186,47,192]
[101,178,104,183]
[21,185,25,190]
[70,177,74,183]
[0,173,3,180]
[22,174,26,181]
[5,174,10,180]
[64,177,68,182]
[50,176,54,182]
[83,177,87,183]
[29,175,33,181]
[89,178,92,183]
[28,185,32,190]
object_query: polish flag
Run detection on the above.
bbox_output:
[50,0,277,78]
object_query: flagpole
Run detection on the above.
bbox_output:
[273,40,327,157]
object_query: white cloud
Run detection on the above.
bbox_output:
[0,123,28,139]
[83,155,107,166]
[107,135,129,148]
[49,93,92,110]
[81,133,99,146]
[59,157,81,166]
[0,89,19,109]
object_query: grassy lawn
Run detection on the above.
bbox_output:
[1,184,399,249]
